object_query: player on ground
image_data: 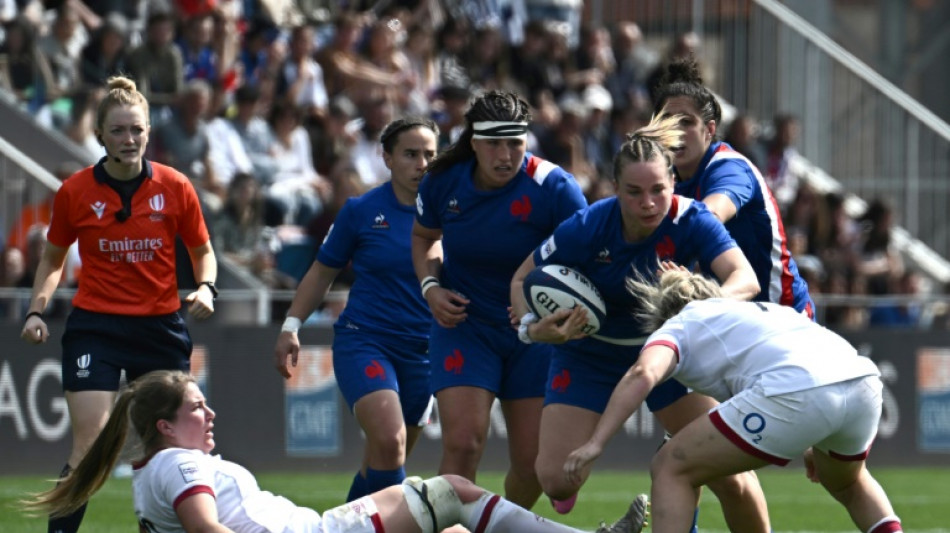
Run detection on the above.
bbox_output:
[565,267,902,533]
[510,113,770,532]
[20,75,217,533]
[412,90,588,509]
[27,369,650,533]
[273,117,439,501]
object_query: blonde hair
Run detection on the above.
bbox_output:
[24,371,194,517]
[612,112,685,182]
[627,269,723,331]
[95,75,150,131]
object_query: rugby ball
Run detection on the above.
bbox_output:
[523,264,607,335]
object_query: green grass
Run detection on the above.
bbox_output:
[3,468,948,532]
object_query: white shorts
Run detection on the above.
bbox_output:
[709,375,883,465]
[282,496,382,533]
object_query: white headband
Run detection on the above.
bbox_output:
[472,121,529,139]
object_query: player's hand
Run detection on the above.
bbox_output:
[657,260,689,276]
[528,307,590,344]
[564,440,603,486]
[803,447,820,483]
[185,288,215,319]
[425,287,469,328]
[20,315,49,344]
[274,331,301,379]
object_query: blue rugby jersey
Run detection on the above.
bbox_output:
[674,141,812,312]
[416,153,587,324]
[317,181,430,339]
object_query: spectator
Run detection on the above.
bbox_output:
[317,13,398,105]
[6,161,82,255]
[78,12,129,88]
[62,86,106,163]
[0,15,55,110]
[723,113,767,174]
[645,31,701,101]
[230,82,280,184]
[403,23,439,110]
[211,172,272,269]
[177,11,218,82]
[275,23,328,122]
[764,113,801,212]
[857,198,904,295]
[362,18,416,111]
[151,78,224,211]
[36,2,85,99]
[125,10,184,111]
[348,94,395,187]
[309,94,359,177]
[605,21,655,111]
[204,80,254,187]
[265,99,326,226]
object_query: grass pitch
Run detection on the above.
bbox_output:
[2,467,947,532]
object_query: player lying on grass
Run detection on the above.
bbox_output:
[25,369,647,533]
[563,265,903,533]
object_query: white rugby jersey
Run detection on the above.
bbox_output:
[644,298,880,401]
[133,448,307,533]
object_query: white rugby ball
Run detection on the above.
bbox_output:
[523,264,607,335]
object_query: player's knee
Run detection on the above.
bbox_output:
[536,461,577,498]
[401,476,464,533]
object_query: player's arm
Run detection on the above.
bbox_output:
[709,247,759,301]
[701,192,738,222]
[175,491,234,533]
[184,241,218,320]
[21,242,69,344]
[563,343,677,483]
[411,220,469,327]
[273,261,341,379]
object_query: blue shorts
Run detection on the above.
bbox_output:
[61,308,192,392]
[428,318,552,400]
[545,340,688,413]
[332,326,432,425]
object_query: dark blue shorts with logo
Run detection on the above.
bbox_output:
[61,307,192,391]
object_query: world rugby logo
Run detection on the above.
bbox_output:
[76,353,91,379]
[149,194,165,211]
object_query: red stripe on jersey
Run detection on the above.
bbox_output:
[526,155,541,177]
[172,485,215,509]
[668,195,680,219]
[473,494,502,533]
[371,511,385,532]
[643,339,680,363]
[709,410,790,466]
[762,183,796,306]
[829,447,871,461]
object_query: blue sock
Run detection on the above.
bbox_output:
[364,466,406,495]
[346,471,367,502]
[48,464,87,533]
[689,507,699,533]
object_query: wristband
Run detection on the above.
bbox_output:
[420,276,440,298]
[24,311,43,322]
[517,323,533,344]
[519,312,539,326]
[281,316,302,333]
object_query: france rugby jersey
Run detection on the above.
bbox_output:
[674,141,811,312]
[416,153,587,324]
[533,196,737,351]
[318,181,430,339]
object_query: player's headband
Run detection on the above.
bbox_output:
[471,121,529,139]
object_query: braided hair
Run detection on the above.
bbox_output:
[612,112,685,182]
[652,55,721,135]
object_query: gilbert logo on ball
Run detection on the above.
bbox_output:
[523,264,607,335]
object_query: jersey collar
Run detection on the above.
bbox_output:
[93,157,154,184]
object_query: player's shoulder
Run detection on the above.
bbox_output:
[148,160,192,186]
[58,166,96,191]
[523,153,573,186]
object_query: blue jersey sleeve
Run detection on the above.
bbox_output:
[680,203,740,272]
[316,199,358,268]
[533,206,598,267]
[702,158,757,211]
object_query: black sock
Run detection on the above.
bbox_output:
[48,464,88,533]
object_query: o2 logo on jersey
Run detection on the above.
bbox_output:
[742,413,766,443]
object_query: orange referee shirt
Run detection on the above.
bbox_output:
[46,160,210,316]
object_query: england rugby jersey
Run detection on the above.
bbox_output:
[317,181,430,338]
[533,196,737,354]
[132,448,306,533]
[416,153,587,324]
[645,298,880,402]
[46,159,209,315]
[674,142,811,312]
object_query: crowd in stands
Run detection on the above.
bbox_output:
[0,0,944,329]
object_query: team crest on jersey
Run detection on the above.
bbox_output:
[178,461,200,483]
[655,235,676,262]
[447,197,460,214]
[76,353,91,379]
[91,201,106,220]
[595,247,612,263]
[372,212,390,229]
